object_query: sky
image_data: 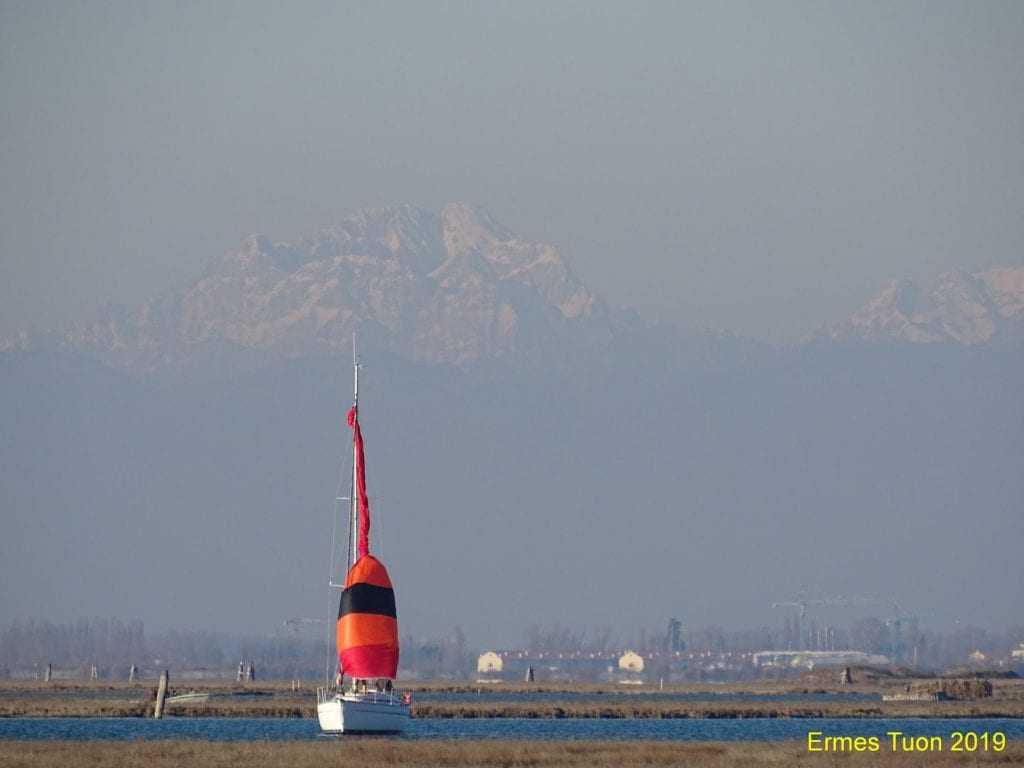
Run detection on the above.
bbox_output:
[1,1,1023,649]
[2,1,1023,342]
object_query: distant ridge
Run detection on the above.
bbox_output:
[1,203,627,374]
[2,216,1022,638]
[825,265,1024,346]
[4,205,1023,373]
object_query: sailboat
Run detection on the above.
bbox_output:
[317,343,411,734]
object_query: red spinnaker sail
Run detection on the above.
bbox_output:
[347,406,370,559]
[337,404,398,679]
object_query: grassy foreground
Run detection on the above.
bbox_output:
[1,740,1023,768]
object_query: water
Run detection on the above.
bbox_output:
[413,690,880,704]
[0,689,879,704]
[1,717,1021,742]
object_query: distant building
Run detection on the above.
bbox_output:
[969,649,987,664]
[666,618,685,652]
[618,650,644,673]
[1011,643,1024,661]
[752,650,889,670]
[476,651,504,674]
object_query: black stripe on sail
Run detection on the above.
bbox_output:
[339,582,396,618]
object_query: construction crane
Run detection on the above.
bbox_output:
[771,593,888,650]
[771,593,886,619]
[771,591,830,650]
[884,602,927,664]
[772,594,925,658]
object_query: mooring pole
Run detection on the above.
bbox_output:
[153,670,169,719]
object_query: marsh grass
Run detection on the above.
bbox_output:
[5,678,1021,696]
[4,697,1024,719]
[0,678,906,695]
[1,739,1023,767]
[3,679,1022,719]
[412,700,1024,719]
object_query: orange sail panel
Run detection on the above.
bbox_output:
[337,554,399,679]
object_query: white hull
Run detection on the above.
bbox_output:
[317,690,410,734]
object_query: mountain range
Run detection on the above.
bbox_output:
[3,203,1022,375]
[1,204,1021,645]
[2,204,627,374]
[826,266,1024,346]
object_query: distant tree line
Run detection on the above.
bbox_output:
[400,627,473,679]
[517,618,1024,673]
[524,624,616,655]
[1,617,1021,679]
[0,618,326,679]
[626,618,1024,671]
[0,618,477,680]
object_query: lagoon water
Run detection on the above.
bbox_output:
[412,690,881,704]
[0,689,880,704]
[2,717,1022,742]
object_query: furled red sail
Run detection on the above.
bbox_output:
[337,404,398,679]
[347,406,371,559]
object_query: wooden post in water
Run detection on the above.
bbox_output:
[129,664,137,682]
[44,663,52,682]
[153,670,169,719]
[525,665,534,682]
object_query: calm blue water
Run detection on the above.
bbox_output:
[0,689,877,704]
[413,690,880,704]
[1,717,1022,742]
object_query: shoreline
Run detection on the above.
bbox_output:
[2,679,1021,720]
[3,701,1023,720]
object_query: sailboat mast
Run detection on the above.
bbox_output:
[348,336,359,569]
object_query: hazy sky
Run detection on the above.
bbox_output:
[2,0,1023,342]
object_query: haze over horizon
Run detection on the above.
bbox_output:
[1,2,1022,650]
[2,201,1022,647]
[3,1,1024,343]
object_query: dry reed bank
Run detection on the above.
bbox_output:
[1,740,1023,768]
[412,700,1024,719]
[5,677,1021,696]
[3,679,1022,719]
[4,697,1024,720]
